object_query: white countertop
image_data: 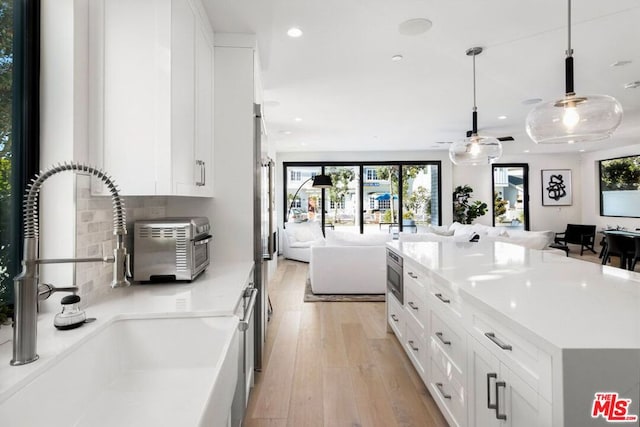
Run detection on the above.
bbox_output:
[388,241,640,350]
[0,261,253,404]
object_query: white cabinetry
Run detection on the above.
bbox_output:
[89,0,214,196]
[469,336,552,427]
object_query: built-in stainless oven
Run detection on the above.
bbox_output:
[386,249,403,304]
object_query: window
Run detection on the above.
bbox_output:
[1,0,40,320]
[599,155,640,218]
[284,162,441,233]
[291,198,301,208]
[290,170,301,181]
[0,0,14,318]
[365,168,378,181]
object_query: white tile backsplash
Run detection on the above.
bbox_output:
[75,175,167,306]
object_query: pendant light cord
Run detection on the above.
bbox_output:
[472,51,478,134]
[566,0,572,56]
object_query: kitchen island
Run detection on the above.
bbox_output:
[0,261,253,426]
[386,240,640,427]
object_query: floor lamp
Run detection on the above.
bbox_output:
[285,174,333,225]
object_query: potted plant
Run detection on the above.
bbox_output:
[402,210,415,227]
[453,185,488,224]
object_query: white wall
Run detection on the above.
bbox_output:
[276,150,454,231]
[39,0,90,310]
[581,143,640,230]
[453,153,583,232]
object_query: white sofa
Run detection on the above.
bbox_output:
[399,222,556,250]
[309,231,391,294]
[281,222,325,263]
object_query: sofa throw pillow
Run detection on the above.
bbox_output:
[426,225,454,236]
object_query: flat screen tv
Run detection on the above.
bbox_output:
[599,154,640,218]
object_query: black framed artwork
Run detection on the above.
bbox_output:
[541,169,572,206]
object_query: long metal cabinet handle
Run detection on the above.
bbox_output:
[434,293,450,304]
[408,272,418,279]
[435,332,451,345]
[202,161,205,186]
[435,382,451,399]
[238,288,259,331]
[487,373,497,409]
[495,381,507,420]
[484,332,513,351]
[407,340,419,352]
[408,301,419,311]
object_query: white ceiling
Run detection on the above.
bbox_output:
[203,0,640,155]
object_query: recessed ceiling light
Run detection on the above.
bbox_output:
[294,117,302,122]
[624,81,640,89]
[280,130,292,135]
[522,98,543,105]
[497,115,507,120]
[398,18,433,36]
[523,150,530,153]
[391,55,403,62]
[611,60,632,67]
[579,149,585,152]
[287,27,303,38]
[568,140,575,144]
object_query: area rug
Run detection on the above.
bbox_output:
[303,278,385,302]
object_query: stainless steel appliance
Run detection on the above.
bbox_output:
[386,249,403,304]
[253,103,275,372]
[133,217,211,282]
[231,267,257,427]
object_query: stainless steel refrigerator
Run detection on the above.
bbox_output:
[253,103,275,371]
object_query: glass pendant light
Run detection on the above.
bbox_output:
[526,0,623,144]
[449,47,502,166]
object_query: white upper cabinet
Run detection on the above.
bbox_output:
[89,0,214,196]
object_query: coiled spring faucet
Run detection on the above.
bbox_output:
[11,162,130,366]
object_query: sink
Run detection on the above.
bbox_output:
[0,316,239,426]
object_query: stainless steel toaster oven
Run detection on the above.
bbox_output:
[133,217,211,282]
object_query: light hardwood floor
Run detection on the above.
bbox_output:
[244,258,448,427]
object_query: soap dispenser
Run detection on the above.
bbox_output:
[54,294,87,330]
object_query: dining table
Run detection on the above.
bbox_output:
[601,229,640,270]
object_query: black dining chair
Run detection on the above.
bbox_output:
[602,234,635,269]
[628,238,640,271]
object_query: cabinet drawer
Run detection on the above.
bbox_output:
[429,356,467,427]
[471,312,552,400]
[404,264,428,288]
[429,310,466,379]
[387,292,405,340]
[404,321,426,380]
[428,278,463,319]
[404,280,427,331]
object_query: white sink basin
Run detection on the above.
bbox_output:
[0,316,239,427]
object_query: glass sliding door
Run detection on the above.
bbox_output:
[492,164,529,230]
[283,161,441,236]
[363,165,399,234]
[402,164,440,232]
[324,165,359,233]
[284,166,322,224]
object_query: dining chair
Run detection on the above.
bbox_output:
[602,234,635,269]
[629,238,640,271]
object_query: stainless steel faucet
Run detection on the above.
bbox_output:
[11,162,130,366]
